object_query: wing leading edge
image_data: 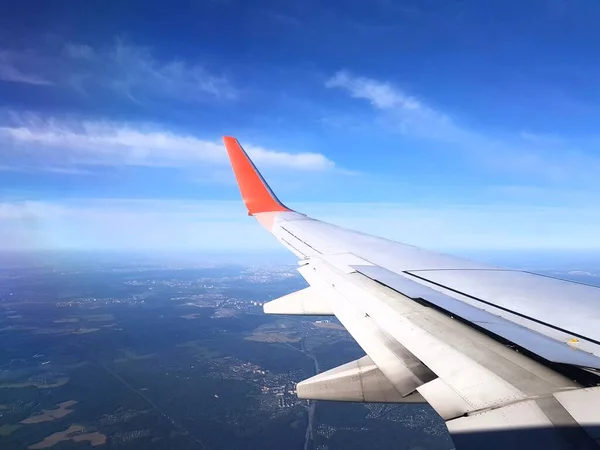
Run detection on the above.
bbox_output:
[223,136,600,450]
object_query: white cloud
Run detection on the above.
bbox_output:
[0,115,335,171]
[0,51,53,86]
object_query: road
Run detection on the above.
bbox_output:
[283,335,320,450]
[298,337,320,450]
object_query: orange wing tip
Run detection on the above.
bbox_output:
[223,136,291,215]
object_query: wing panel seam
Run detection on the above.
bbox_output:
[280,226,322,255]
[279,237,308,258]
[404,271,600,347]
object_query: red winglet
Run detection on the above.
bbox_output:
[223,136,291,215]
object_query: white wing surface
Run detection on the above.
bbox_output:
[223,136,600,450]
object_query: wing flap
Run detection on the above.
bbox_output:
[297,355,426,403]
[299,257,582,418]
[298,261,437,397]
[263,287,333,315]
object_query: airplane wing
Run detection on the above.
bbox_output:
[223,136,600,450]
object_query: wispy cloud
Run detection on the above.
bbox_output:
[0,114,335,171]
[326,70,462,140]
[62,39,235,101]
[0,39,234,101]
[325,71,600,182]
[0,164,92,175]
[327,71,425,111]
[0,51,53,86]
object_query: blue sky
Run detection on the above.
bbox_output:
[1,0,600,253]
